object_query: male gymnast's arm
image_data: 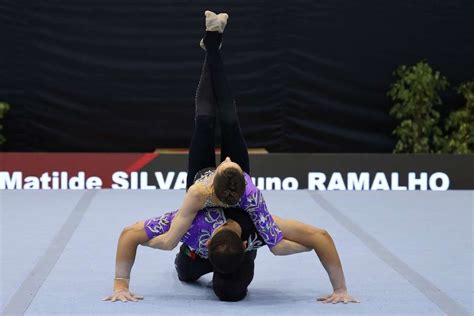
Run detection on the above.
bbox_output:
[271,215,359,304]
[145,184,205,250]
[241,176,357,302]
[103,221,168,302]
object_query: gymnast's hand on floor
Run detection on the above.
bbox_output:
[317,289,359,304]
[102,289,144,302]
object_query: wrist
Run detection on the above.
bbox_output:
[334,287,347,293]
[114,277,130,291]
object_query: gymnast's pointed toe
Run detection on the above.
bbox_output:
[217,13,229,33]
[204,10,221,32]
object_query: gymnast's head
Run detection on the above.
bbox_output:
[213,157,245,206]
[208,219,246,274]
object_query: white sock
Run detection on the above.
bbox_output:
[217,13,229,33]
[205,10,220,32]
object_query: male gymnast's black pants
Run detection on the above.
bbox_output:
[175,245,257,302]
[175,32,254,302]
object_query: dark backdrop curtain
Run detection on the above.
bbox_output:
[1,0,473,152]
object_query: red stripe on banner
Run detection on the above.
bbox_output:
[0,153,163,189]
[125,153,159,173]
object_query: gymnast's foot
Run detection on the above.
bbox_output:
[206,10,220,32]
[217,13,229,33]
[200,11,229,51]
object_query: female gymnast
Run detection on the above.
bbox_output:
[103,11,358,304]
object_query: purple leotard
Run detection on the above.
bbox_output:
[144,172,283,258]
[238,172,283,248]
[194,170,283,248]
[144,207,225,258]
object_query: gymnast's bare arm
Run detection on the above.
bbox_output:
[145,184,206,250]
[103,221,155,302]
[271,215,360,304]
[270,239,312,255]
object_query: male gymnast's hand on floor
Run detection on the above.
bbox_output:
[103,289,144,303]
[317,289,359,304]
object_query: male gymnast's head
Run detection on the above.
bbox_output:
[207,217,246,274]
[212,157,246,206]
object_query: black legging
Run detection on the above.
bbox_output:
[186,32,249,190]
[175,244,256,302]
[176,31,255,302]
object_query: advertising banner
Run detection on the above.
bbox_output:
[1,153,472,190]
